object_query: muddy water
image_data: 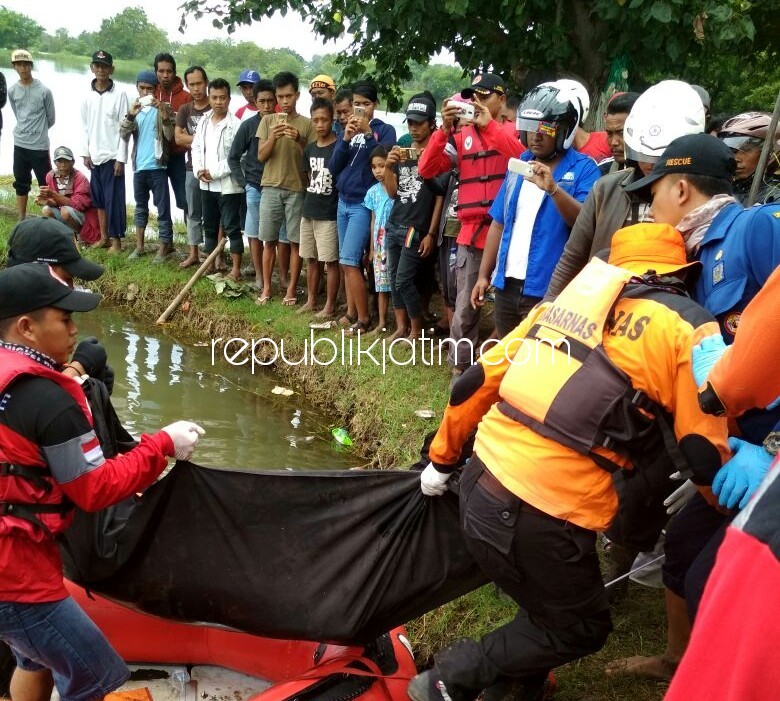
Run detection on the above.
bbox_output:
[76,309,359,471]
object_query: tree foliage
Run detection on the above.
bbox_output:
[0,7,44,50]
[179,0,776,110]
[94,7,171,61]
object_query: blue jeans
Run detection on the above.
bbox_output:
[133,168,172,242]
[245,184,262,238]
[337,199,371,267]
[185,170,203,245]
[0,597,129,701]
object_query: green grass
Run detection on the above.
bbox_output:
[0,200,668,700]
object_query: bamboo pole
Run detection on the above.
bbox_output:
[155,239,227,324]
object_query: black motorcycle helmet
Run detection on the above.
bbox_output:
[517,84,579,154]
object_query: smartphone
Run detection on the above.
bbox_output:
[277,112,288,123]
[399,147,418,161]
[452,101,475,121]
[508,157,535,178]
[139,94,154,107]
[353,105,366,119]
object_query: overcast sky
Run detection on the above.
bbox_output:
[3,0,350,59]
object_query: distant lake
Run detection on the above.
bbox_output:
[0,57,407,214]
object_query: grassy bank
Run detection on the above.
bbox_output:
[0,208,668,700]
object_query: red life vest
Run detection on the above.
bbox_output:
[0,347,92,541]
[456,125,511,246]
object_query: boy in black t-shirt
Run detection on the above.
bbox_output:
[384,93,444,340]
[299,98,340,318]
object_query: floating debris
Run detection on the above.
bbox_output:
[271,386,294,396]
[332,428,353,446]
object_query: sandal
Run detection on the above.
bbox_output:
[310,319,338,330]
[283,296,298,306]
[255,295,273,305]
[338,314,357,327]
[345,320,369,336]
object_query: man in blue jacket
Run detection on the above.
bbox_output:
[328,80,396,333]
[471,83,600,336]
[607,132,780,681]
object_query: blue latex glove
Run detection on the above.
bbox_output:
[766,395,780,411]
[712,437,773,510]
[691,334,728,387]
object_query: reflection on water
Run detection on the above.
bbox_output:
[77,309,358,472]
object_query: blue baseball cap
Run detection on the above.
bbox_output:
[136,70,157,86]
[237,69,260,86]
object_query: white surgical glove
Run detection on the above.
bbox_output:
[420,462,451,497]
[663,475,697,515]
[162,421,206,461]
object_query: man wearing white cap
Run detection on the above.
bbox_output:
[8,49,55,221]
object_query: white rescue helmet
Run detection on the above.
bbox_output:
[543,78,591,126]
[623,80,706,163]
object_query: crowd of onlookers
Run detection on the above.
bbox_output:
[2,47,779,353]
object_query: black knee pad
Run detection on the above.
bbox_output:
[451,364,485,406]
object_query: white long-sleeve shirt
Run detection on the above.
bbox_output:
[191,112,242,194]
[80,80,129,165]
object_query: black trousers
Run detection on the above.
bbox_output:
[201,190,244,255]
[662,492,730,619]
[494,278,541,338]
[435,456,612,700]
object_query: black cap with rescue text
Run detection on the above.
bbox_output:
[624,133,736,201]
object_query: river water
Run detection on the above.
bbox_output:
[0,57,407,210]
[76,308,359,471]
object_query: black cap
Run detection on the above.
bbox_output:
[461,73,507,99]
[0,263,102,320]
[7,219,105,281]
[91,50,113,67]
[405,96,436,122]
[624,133,736,201]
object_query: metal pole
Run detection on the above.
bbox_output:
[746,86,780,207]
[604,553,666,589]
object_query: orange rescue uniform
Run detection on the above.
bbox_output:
[431,282,731,532]
[701,265,780,417]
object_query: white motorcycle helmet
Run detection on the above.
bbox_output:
[623,80,706,163]
[542,79,590,126]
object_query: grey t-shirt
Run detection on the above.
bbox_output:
[9,79,55,150]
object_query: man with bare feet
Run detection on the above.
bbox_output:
[298,98,340,318]
[175,66,211,269]
[80,50,127,252]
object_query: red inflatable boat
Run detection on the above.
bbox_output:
[65,581,418,701]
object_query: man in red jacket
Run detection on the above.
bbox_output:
[418,73,523,377]
[36,146,100,243]
[0,263,204,701]
[154,52,192,216]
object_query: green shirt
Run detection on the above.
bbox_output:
[257,113,314,192]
